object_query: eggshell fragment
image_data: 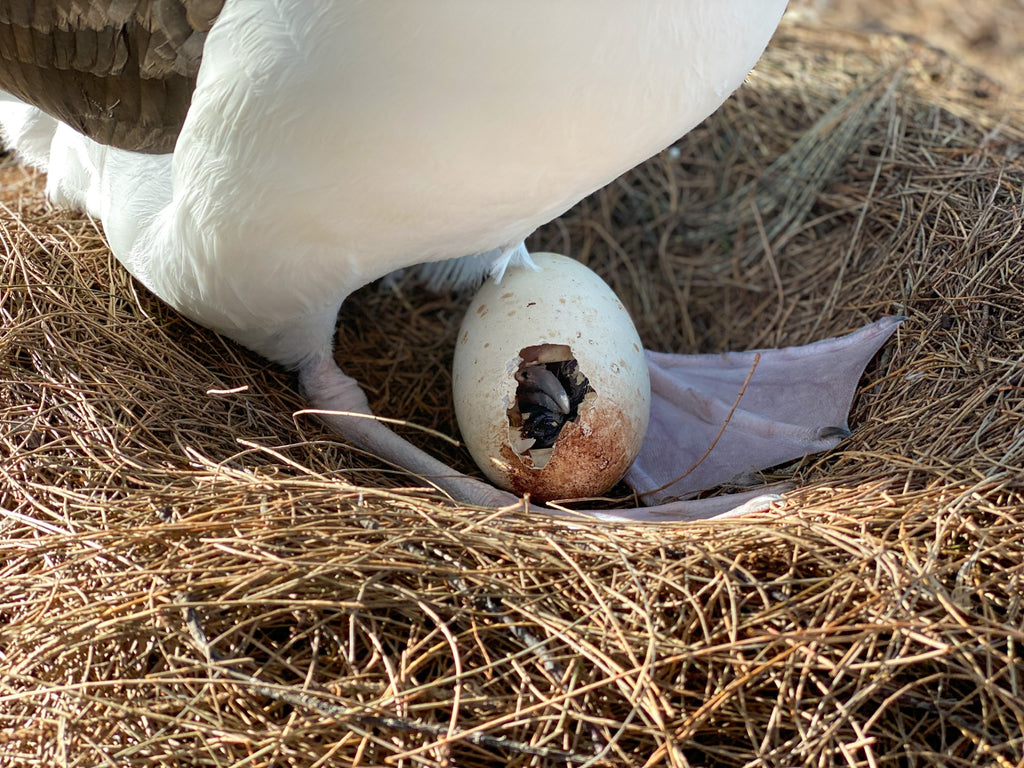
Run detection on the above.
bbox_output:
[453,252,650,501]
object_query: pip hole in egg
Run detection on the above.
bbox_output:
[507,343,595,469]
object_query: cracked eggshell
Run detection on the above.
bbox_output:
[452,252,650,501]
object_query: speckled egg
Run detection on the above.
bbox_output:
[452,252,650,501]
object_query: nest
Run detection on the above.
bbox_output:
[2,21,1024,768]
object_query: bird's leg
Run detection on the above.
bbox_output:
[299,353,785,520]
[298,356,519,508]
[298,318,899,523]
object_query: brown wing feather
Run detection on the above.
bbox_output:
[0,0,225,153]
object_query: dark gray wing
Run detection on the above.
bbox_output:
[0,0,224,153]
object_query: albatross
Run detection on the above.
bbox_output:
[0,1,898,521]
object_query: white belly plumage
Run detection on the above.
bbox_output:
[4,0,787,366]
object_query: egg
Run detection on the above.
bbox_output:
[453,252,650,501]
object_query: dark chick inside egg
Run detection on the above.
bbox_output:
[508,344,595,457]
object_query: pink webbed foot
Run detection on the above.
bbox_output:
[624,317,902,510]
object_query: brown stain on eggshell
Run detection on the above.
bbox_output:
[498,404,641,502]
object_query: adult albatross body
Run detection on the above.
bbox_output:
[0,1,898,520]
